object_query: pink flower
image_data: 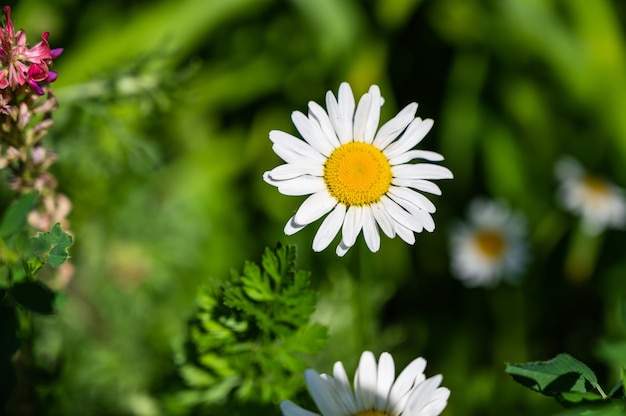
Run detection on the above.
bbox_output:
[0,6,62,94]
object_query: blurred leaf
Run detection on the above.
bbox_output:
[10,281,56,315]
[0,303,19,357]
[554,401,626,416]
[506,354,603,402]
[0,193,38,239]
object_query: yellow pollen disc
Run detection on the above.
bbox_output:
[475,230,506,259]
[354,411,388,416]
[323,142,392,206]
[582,175,609,199]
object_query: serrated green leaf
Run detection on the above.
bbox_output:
[560,391,604,404]
[506,354,600,398]
[0,193,38,239]
[10,281,56,315]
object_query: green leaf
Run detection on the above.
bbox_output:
[10,281,56,315]
[0,192,38,238]
[180,244,327,405]
[29,223,73,268]
[554,401,626,416]
[0,304,19,357]
[506,354,603,400]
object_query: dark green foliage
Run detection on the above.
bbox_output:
[176,244,326,408]
[506,353,626,412]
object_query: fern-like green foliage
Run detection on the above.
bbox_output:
[175,244,327,408]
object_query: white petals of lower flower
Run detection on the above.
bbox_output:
[264,82,453,256]
[280,351,450,416]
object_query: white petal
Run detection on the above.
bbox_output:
[327,83,355,144]
[362,206,380,252]
[341,206,364,247]
[375,353,395,409]
[393,222,416,245]
[383,118,434,160]
[292,111,335,157]
[294,191,338,226]
[276,176,327,196]
[336,241,351,257]
[388,191,435,232]
[312,204,346,252]
[392,178,442,196]
[354,351,377,411]
[364,85,382,144]
[308,101,341,148]
[372,202,396,238]
[353,93,372,142]
[386,357,426,416]
[284,217,306,235]
[280,400,320,416]
[389,150,444,165]
[305,369,345,416]
[392,164,454,180]
[388,186,436,213]
[332,362,358,414]
[417,388,450,416]
[404,375,444,414]
[267,163,323,180]
[270,130,326,164]
[380,195,422,233]
[373,103,418,150]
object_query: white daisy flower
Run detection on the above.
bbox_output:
[449,199,528,287]
[263,82,453,256]
[280,351,450,416]
[555,157,626,235]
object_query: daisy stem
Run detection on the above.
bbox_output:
[353,240,373,348]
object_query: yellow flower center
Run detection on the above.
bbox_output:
[354,411,388,416]
[582,175,609,200]
[475,230,506,259]
[323,142,392,206]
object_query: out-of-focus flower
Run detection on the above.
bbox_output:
[0,5,63,95]
[27,193,71,232]
[264,82,453,256]
[280,351,450,416]
[449,198,528,287]
[555,157,626,235]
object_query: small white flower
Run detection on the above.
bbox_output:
[449,199,528,287]
[263,82,453,256]
[555,157,626,235]
[280,351,450,416]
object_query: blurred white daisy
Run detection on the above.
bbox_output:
[449,199,528,287]
[280,351,450,416]
[555,157,626,235]
[263,82,453,256]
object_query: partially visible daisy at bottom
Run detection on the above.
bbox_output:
[555,156,626,236]
[449,198,528,288]
[281,351,449,416]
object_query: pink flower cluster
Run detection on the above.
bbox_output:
[0,5,62,95]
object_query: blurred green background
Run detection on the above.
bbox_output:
[6,0,626,414]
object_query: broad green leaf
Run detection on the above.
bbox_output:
[0,193,38,238]
[29,223,73,268]
[10,281,56,315]
[506,354,601,398]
